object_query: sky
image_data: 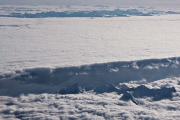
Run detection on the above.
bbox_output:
[0,0,180,7]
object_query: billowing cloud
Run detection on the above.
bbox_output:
[0,77,180,119]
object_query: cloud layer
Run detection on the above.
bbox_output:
[0,77,180,119]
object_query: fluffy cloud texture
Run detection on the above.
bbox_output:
[0,77,180,119]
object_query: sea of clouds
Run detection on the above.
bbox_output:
[1,5,180,119]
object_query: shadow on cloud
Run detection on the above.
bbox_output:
[0,57,180,96]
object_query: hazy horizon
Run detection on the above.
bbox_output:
[0,0,180,8]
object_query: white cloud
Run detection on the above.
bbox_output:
[0,77,180,119]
